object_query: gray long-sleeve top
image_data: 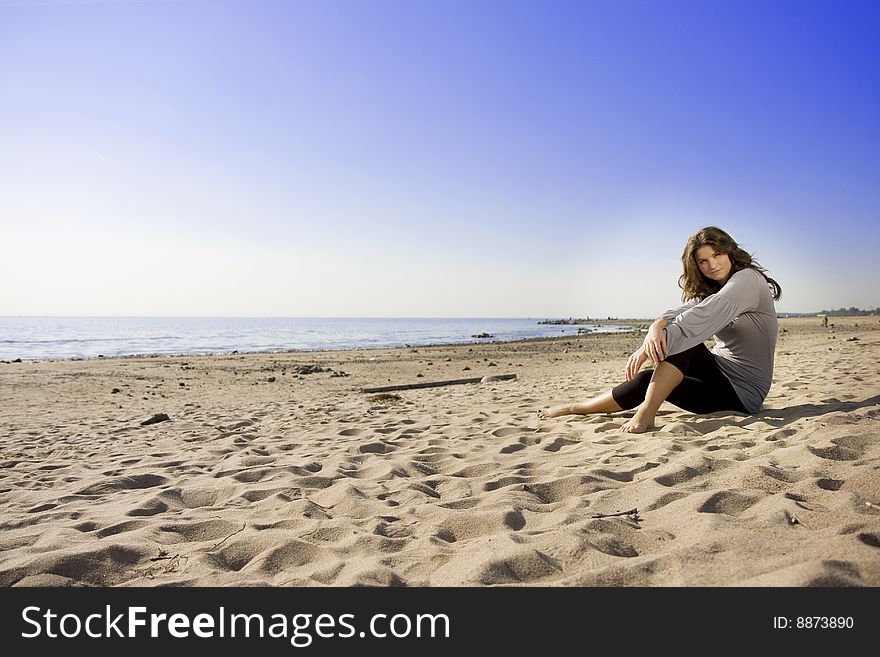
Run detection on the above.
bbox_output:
[660,267,778,413]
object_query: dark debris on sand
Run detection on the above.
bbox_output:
[141,413,171,426]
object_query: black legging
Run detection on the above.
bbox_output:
[611,343,748,414]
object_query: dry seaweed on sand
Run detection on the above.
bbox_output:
[367,393,404,405]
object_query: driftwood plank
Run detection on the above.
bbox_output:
[362,373,517,393]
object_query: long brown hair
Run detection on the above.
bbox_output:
[680,226,782,302]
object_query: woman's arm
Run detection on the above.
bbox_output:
[626,345,649,380]
[663,269,762,357]
[645,300,699,361]
[643,318,668,363]
[659,299,699,323]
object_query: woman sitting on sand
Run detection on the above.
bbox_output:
[537,226,781,433]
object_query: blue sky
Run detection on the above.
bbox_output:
[1,0,878,317]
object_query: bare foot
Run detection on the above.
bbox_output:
[620,418,655,433]
[536,404,570,420]
[620,410,655,433]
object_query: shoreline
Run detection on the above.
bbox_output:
[0,322,648,365]
[6,313,872,365]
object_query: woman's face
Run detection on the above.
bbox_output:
[694,245,732,283]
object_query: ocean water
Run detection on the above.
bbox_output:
[0,317,634,362]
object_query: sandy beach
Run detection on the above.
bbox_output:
[1,316,878,587]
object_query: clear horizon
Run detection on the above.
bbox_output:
[1,306,871,320]
[2,0,879,317]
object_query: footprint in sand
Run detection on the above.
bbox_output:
[543,437,579,452]
[407,482,441,499]
[375,520,417,540]
[438,498,480,510]
[433,528,456,543]
[95,520,149,538]
[27,545,151,586]
[594,422,621,433]
[76,473,167,496]
[653,458,728,487]
[586,535,639,558]
[126,498,169,517]
[483,475,531,491]
[664,423,704,436]
[504,510,526,530]
[766,428,797,441]
[803,561,863,586]
[407,461,438,476]
[808,445,860,461]
[500,433,540,453]
[218,420,256,432]
[450,463,498,478]
[591,462,660,482]
[217,425,256,442]
[27,503,58,513]
[228,467,275,483]
[697,491,762,515]
[757,465,799,483]
[73,521,99,532]
[643,491,689,511]
[159,519,243,543]
[473,549,562,585]
[240,488,288,502]
[359,442,398,454]
[238,455,276,467]
[207,539,266,573]
[522,476,601,504]
[158,487,224,509]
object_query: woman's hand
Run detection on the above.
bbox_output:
[626,346,649,381]
[643,319,668,364]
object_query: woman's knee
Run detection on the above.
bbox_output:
[664,343,712,376]
[663,350,697,375]
[656,359,686,379]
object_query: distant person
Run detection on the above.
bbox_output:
[822,315,829,327]
[537,226,782,433]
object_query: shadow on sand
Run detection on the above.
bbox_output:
[738,394,880,429]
